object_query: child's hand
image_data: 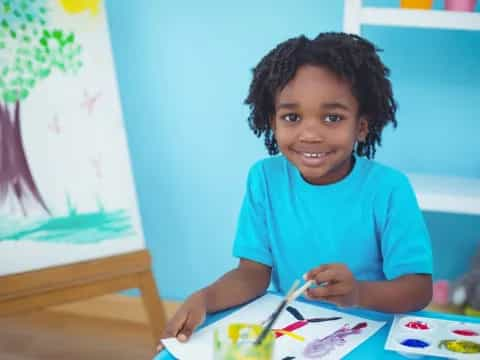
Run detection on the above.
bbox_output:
[303,263,360,308]
[156,291,207,352]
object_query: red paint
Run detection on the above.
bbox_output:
[405,321,429,330]
[274,320,308,338]
[453,329,479,336]
[353,322,367,330]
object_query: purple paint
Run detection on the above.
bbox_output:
[0,102,50,216]
[303,322,367,358]
[400,339,430,348]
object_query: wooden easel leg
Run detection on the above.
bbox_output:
[138,270,167,344]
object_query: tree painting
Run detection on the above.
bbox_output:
[1,0,81,215]
[0,0,135,245]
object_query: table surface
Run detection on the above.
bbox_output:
[154,296,480,360]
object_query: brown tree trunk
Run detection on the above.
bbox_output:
[0,101,50,216]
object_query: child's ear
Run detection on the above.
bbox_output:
[357,116,368,142]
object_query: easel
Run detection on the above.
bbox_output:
[0,250,166,346]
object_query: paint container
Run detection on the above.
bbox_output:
[213,323,274,360]
[445,0,477,12]
[385,315,480,359]
[400,0,433,9]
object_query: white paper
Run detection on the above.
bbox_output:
[162,293,386,359]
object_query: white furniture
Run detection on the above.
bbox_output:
[344,0,480,33]
[343,0,480,215]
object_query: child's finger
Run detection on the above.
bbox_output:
[311,268,339,286]
[163,312,188,339]
[177,312,202,342]
[304,265,329,280]
[305,282,342,300]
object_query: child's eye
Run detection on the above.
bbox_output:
[281,113,300,122]
[324,114,342,123]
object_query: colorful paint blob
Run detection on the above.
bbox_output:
[439,340,480,354]
[405,321,429,330]
[303,322,367,358]
[272,306,341,339]
[452,329,479,336]
[400,339,430,348]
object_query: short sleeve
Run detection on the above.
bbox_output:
[381,175,433,280]
[232,162,273,267]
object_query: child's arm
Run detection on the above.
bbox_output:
[158,259,270,349]
[357,273,432,312]
[304,263,432,313]
[202,258,271,312]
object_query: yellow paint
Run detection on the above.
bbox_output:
[439,340,480,354]
[273,329,305,342]
[214,323,274,360]
[58,0,101,15]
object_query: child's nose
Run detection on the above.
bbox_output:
[298,118,325,142]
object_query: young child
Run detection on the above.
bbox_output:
[158,32,433,349]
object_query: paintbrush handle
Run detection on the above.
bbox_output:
[255,279,307,346]
[254,300,287,345]
[288,280,314,302]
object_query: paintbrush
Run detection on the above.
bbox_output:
[254,279,314,346]
[259,280,300,326]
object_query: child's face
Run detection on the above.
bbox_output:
[272,65,368,185]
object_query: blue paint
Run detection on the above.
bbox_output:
[401,339,430,348]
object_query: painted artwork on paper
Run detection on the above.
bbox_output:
[161,294,386,360]
[0,0,145,276]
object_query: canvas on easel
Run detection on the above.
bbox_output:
[0,0,165,343]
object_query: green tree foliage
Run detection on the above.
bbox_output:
[0,0,83,103]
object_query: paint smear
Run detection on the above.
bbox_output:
[0,206,135,244]
[274,306,341,339]
[405,321,430,330]
[400,339,430,348]
[303,322,367,358]
[453,329,479,336]
[439,340,480,354]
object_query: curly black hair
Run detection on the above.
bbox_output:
[244,32,397,159]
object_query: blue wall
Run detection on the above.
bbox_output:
[105,0,480,301]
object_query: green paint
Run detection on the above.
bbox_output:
[1,0,83,103]
[0,209,135,244]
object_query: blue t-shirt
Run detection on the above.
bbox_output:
[233,155,433,294]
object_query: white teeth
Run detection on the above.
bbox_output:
[303,152,324,158]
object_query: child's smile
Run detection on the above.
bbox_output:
[272,65,368,185]
[292,149,332,167]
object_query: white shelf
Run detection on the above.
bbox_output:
[362,7,480,31]
[344,0,480,216]
[344,0,480,34]
[407,173,480,215]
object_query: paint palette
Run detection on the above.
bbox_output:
[385,315,480,359]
